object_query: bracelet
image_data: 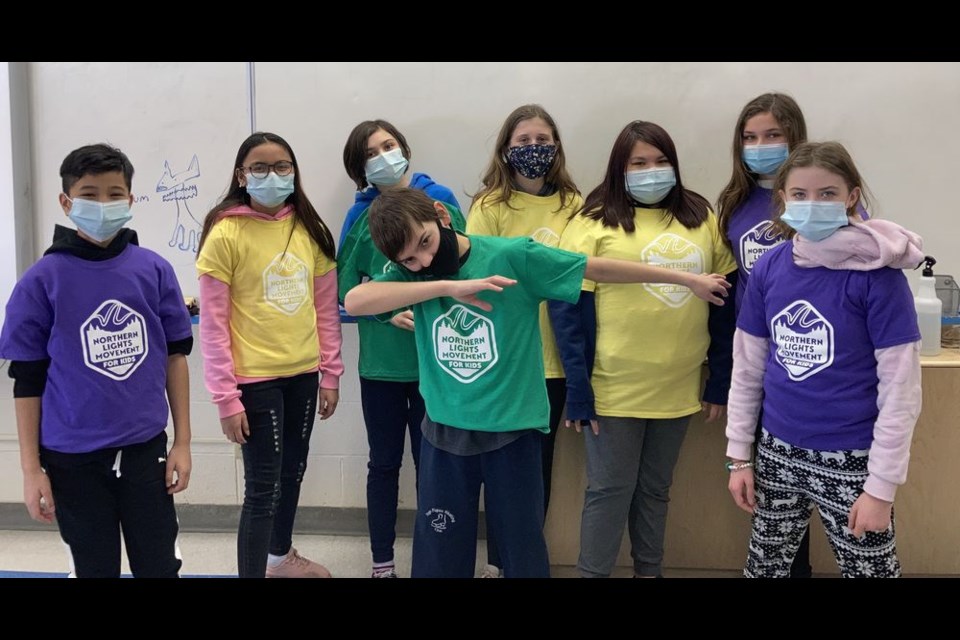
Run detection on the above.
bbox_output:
[725,460,754,472]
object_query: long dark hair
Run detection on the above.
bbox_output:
[197,131,335,260]
[579,120,708,232]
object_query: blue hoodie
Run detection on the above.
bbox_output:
[338,172,462,247]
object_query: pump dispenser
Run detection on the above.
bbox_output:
[915,256,942,356]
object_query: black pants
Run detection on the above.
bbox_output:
[755,411,811,578]
[486,377,566,568]
[41,430,181,578]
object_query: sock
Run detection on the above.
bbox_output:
[267,551,289,568]
[372,561,395,575]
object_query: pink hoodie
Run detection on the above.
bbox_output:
[726,219,924,502]
[199,204,344,419]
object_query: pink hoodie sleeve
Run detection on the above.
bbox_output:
[315,270,344,390]
[725,329,768,461]
[863,341,922,502]
[198,274,245,419]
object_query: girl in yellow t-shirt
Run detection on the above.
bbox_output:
[549,120,737,578]
[467,104,581,579]
[196,132,343,579]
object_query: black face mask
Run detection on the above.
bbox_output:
[418,220,461,277]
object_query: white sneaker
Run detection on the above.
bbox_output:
[479,564,502,578]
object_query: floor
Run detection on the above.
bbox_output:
[0,528,741,578]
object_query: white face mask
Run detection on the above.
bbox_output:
[365,148,408,187]
[66,197,132,242]
[624,167,676,205]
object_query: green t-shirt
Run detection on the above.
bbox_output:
[337,203,466,381]
[377,234,587,432]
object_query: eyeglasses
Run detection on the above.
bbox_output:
[242,161,294,179]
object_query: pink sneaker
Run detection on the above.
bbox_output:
[265,548,333,578]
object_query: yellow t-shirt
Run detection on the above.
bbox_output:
[559,207,737,418]
[467,190,583,378]
[196,214,336,378]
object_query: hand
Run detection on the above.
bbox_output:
[221,412,250,444]
[727,464,756,514]
[448,276,517,312]
[318,388,339,420]
[701,401,726,423]
[165,441,192,494]
[23,468,55,524]
[565,418,600,435]
[687,273,731,306]
[390,310,415,331]
[848,492,893,538]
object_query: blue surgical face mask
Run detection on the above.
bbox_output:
[506,144,557,180]
[625,167,676,205]
[66,197,133,242]
[780,200,850,242]
[365,148,409,187]
[742,143,789,176]
[245,172,295,208]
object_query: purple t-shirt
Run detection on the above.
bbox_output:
[0,245,192,453]
[725,188,784,313]
[737,242,920,450]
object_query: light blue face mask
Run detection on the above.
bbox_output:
[365,148,409,187]
[245,172,295,208]
[66,197,133,242]
[625,168,676,205]
[742,144,789,176]
[780,200,850,242]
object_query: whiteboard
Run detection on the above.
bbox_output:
[29,62,252,297]
[255,61,960,285]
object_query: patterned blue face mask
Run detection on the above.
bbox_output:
[245,172,295,208]
[624,168,676,205]
[365,148,409,187]
[66,197,133,242]
[780,200,850,242]
[742,144,789,176]
[506,144,557,180]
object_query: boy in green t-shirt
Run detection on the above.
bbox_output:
[344,188,729,578]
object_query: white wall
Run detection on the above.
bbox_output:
[1,62,957,507]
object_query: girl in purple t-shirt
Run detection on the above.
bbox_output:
[725,141,923,578]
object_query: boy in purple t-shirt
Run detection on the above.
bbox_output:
[0,143,194,578]
[725,141,923,578]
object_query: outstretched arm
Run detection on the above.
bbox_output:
[344,276,517,316]
[583,257,730,305]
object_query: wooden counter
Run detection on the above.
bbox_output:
[543,350,960,575]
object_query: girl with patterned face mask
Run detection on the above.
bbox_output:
[726,141,923,579]
[548,119,738,579]
[338,119,465,578]
[467,104,582,579]
[196,132,342,579]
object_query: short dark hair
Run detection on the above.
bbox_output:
[343,120,411,190]
[368,188,438,262]
[60,143,134,193]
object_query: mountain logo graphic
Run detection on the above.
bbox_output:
[432,304,498,383]
[771,300,835,381]
[530,227,560,247]
[739,220,783,274]
[80,300,149,381]
[640,233,705,308]
[263,252,309,315]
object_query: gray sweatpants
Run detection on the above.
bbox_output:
[577,415,690,578]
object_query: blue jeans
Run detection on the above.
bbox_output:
[236,371,319,578]
[360,377,424,564]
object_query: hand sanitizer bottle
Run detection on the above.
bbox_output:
[915,256,942,357]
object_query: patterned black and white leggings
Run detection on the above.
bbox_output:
[744,428,900,578]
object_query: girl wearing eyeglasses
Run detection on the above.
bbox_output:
[196,132,343,579]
